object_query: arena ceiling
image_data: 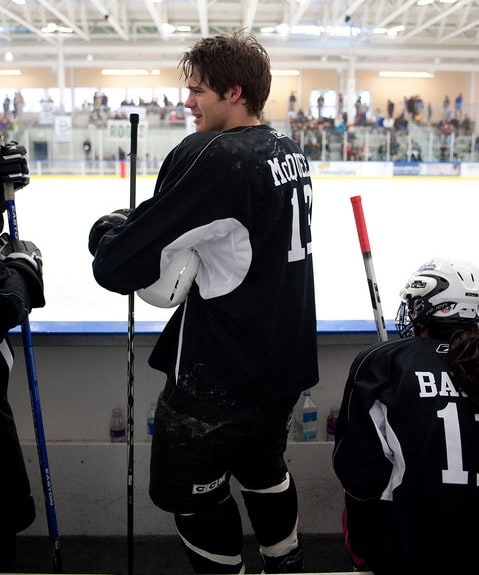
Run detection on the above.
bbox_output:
[2,0,479,72]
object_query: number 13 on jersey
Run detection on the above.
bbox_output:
[288,183,313,262]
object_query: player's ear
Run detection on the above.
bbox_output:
[228,85,243,102]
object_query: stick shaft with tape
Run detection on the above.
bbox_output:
[350,195,388,342]
[127,112,139,575]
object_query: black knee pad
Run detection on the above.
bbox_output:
[174,496,244,574]
[241,473,298,547]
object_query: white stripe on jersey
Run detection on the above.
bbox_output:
[369,399,406,501]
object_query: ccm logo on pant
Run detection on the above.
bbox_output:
[192,473,227,494]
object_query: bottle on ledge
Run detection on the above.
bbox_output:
[296,390,318,442]
[147,400,157,440]
[110,407,126,443]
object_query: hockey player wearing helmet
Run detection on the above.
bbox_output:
[333,258,479,574]
[0,142,45,571]
[89,31,318,574]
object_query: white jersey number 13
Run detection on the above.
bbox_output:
[288,183,313,262]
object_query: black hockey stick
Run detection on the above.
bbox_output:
[350,195,388,342]
[127,112,139,575]
[4,183,63,573]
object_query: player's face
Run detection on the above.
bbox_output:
[184,73,232,132]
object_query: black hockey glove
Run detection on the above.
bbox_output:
[88,208,132,256]
[0,142,29,211]
[0,234,45,308]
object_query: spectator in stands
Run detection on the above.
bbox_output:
[455,93,463,118]
[371,108,385,130]
[13,92,24,118]
[341,139,358,161]
[101,93,109,111]
[427,102,433,124]
[394,112,408,132]
[304,127,320,160]
[443,95,451,119]
[83,139,92,161]
[414,95,424,122]
[288,91,297,111]
[175,101,185,119]
[386,99,394,119]
[296,109,307,124]
[2,96,10,117]
[337,92,344,117]
[317,94,324,118]
[462,113,472,135]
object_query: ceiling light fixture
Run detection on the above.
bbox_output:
[41,22,73,35]
[0,69,21,76]
[271,69,300,76]
[101,69,150,76]
[379,70,434,78]
[4,51,13,62]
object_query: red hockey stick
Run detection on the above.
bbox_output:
[350,195,388,342]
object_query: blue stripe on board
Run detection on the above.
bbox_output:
[9,319,396,335]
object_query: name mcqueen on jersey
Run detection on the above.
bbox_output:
[267,152,310,187]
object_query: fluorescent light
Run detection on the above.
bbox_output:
[276,23,290,35]
[11,0,26,4]
[4,51,13,62]
[379,70,434,78]
[101,69,149,76]
[272,69,300,76]
[0,69,21,76]
[41,22,73,35]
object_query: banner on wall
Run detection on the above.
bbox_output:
[393,161,461,177]
[54,115,72,143]
[107,119,147,143]
[310,161,393,177]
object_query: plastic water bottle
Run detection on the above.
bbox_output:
[297,391,318,442]
[110,407,126,443]
[147,401,157,440]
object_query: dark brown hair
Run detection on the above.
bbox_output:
[448,326,479,406]
[179,30,271,118]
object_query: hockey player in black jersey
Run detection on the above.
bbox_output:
[89,31,318,574]
[0,143,45,571]
[333,258,479,574]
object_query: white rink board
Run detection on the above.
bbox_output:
[11,174,479,327]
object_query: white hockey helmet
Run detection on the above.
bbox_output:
[395,257,479,338]
[137,248,200,308]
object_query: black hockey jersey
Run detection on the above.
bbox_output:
[0,261,36,534]
[333,336,479,572]
[93,125,318,407]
